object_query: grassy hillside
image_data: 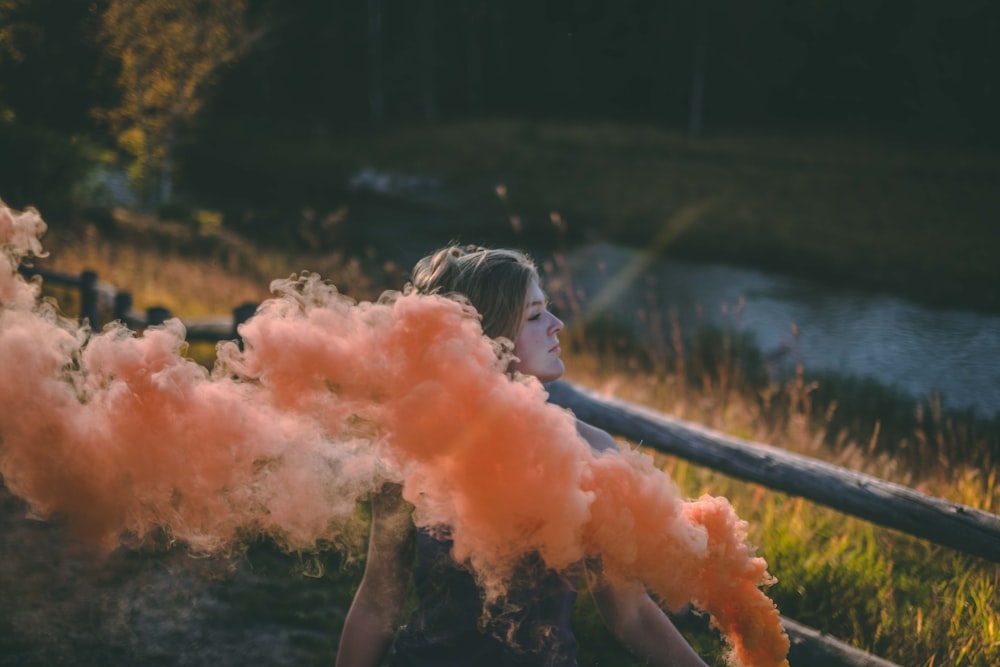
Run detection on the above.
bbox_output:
[182,118,1000,314]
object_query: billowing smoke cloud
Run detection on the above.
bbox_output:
[0,204,788,667]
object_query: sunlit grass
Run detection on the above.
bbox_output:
[36,211,381,319]
[558,337,1000,667]
[30,217,1000,667]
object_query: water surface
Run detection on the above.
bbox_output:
[562,243,1000,419]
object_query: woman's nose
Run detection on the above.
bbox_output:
[549,312,564,333]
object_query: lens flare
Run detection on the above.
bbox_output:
[0,204,788,667]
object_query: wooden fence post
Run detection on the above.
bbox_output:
[146,306,172,327]
[79,269,100,330]
[113,292,133,324]
[233,302,257,338]
[232,302,258,344]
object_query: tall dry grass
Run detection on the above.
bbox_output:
[546,263,999,666]
[519,215,1000,665]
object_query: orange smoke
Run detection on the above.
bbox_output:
[0,204,788,667]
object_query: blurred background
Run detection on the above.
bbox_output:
[2,0,997,421]
[2,1,999,666]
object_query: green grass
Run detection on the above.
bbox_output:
[184,118,1000,314]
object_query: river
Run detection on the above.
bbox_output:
[560,243,1000,420]
[344,170,999,420]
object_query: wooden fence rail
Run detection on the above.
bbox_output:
[17,264,957,666]
[18,265,258,342]
[545,381,1000,564]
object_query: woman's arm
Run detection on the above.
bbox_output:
[335,484,415,667]
[576,419,708,666]
[588,573,709,667]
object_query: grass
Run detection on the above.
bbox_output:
[558,340,1000,667]
[35,211,389,315]
[23,212,1000,666]
[184,117,1000,314]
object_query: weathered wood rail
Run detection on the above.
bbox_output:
[23,264,985,666]
[546,381,1000,564]
[544,381,1000,666]
[17,265,258,341]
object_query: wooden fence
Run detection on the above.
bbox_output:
[545,382,1000,564]
[17,265,259,341]
[22,265,1000,666]
[545,381,1000,667]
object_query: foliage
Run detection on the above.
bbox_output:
[0,0,110,132]
[95,0,262,207]
[0,0,112,212]
[0,118,100,215]
[8,0,1000,139]
[0,0,30,63]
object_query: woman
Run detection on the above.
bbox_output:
[335,245,708,667]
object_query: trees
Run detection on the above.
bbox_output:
[0,0,32,116]
[0,0,27,59]
[3,0,998,214]
[0,0,110,213]
[96,0,263,207]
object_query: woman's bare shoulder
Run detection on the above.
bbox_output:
[575,419,620,454]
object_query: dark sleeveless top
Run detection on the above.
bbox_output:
[390,528,580,667]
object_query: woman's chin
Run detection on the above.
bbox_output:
[513,358,565,384]
[536,362,566,384]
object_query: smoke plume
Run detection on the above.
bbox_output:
[0,204,788,667]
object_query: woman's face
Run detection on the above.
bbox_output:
[511,279,565,383]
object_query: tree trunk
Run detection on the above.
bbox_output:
[463,0,483,112]
[487,2,508,110]
[688,26,707,137]
[159,127,175,206]
[367,0,383,122]
[418,0,436,122]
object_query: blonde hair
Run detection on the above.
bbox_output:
[411,245,539,342]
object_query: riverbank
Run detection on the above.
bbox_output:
[180,117,1000,314]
